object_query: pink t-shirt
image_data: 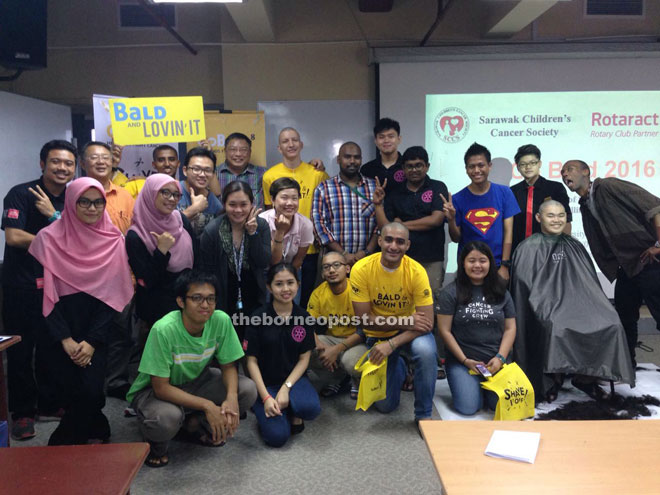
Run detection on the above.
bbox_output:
[259,209,314,263]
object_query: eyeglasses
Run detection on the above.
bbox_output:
[382,235,407,246]
[85,154,112,162]
[76,197,106,209]
[186,294,217,305]
[226,146,250,154]
[187,166,214,176]
[322,261,347,271]
[159,189,182,201]
[403,162,426,171]
[518,160,540,169]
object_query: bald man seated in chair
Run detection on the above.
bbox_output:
[510,200,634,403]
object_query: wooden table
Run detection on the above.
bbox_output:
[419,419,660,495]
[0,443,150,495]
[0,335,21,424]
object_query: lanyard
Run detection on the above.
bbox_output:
[233,233,245,310]
[348,184,369,202]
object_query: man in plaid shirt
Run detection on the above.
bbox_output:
[312,142,379,266]
[215,132,265,209]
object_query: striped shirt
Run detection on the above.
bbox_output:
[312,175,378,254]
[216,161,265,210]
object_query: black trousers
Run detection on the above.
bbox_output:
[44,341,109,445]
[614,263,660,365]
[3,288,60,419]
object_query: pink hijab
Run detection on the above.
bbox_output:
[128,173,193,272]
[29,178,134,316]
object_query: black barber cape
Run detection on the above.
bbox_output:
[510,232,634,400]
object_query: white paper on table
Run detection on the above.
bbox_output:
[0,336,12,343]
[484,430,540,464]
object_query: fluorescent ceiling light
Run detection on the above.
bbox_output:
[151,0,243,3]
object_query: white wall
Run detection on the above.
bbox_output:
[0,91,72,259]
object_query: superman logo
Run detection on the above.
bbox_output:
[465,208,500,234]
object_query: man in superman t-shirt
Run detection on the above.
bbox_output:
[444,143,520,280]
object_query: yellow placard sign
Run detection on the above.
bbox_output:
[109,96,206,145]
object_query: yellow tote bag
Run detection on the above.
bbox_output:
[480,362,535,420]
[354,349,387,411]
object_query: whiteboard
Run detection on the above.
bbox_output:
[0,91,72,260]
[257,100,375,178]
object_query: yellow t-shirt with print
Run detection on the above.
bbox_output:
[350,253,433,338]
[307,280,357,338]
[121,177,146,199]
[263,162,329,254]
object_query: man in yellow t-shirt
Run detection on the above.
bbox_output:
[351,222,436,423]
[263,127,329,307]
[307,252,365,398]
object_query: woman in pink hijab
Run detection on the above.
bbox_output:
[29,177,133,445]
[127,173,196,328]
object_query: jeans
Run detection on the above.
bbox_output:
[614,263,660,365]
[363,332,437,419]
[251,377,320,448]
[445,355,498,416]
[363,337,407,414]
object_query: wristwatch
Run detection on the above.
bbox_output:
[500,260,511,268]
[285,381,293,389]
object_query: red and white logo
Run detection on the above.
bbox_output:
[434,107,470,144]
[7,209,19,219]
[465,208,500,234]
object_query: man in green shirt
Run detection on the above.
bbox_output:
[127,271,257,468]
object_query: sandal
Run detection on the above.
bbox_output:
[290,418,305,435]
[175,415,225,447]
[145,451,169,468]
[571,378,608,401]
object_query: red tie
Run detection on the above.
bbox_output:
[525,185,534,238]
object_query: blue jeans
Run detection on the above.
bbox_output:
[364,337,407,414]
[445,355,498,416]
[404,332,438,419]
[251,377,320,448]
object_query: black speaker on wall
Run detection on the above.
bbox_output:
[0,0,47,70]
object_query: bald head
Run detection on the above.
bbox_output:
[381,221,409,239]
[536,200,567,235]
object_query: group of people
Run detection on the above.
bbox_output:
[2,117,659,467]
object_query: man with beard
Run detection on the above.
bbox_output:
[307,251,365,398]
[2,140,77,439]
[511,200,634,402]
[561,160,660,366]
[312,142,378,266]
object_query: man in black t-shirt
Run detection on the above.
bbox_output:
[360,118,405,193]
[2,140,77,440]
[375,146,449,296]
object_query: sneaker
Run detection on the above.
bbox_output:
[11,417,36,441]
[37,408,65,422]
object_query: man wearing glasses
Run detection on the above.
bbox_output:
[127,270,257,468]
[210,132,265,210]
[510,144,571,253]
[374,146,448,294]
[307,251,365,399]
[177,147,222,237]
[80,141,135,235]
[350,223,437,429]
